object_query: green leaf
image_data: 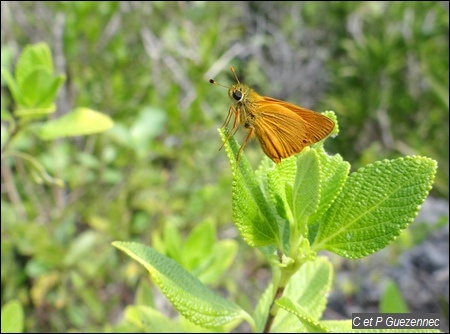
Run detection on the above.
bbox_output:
[129,107,167,158]
[319,320,352,332]
[33,73,65,108]
[1,299,24,333]
[180,221,239,285]
[266,156,295,250]
[322,110,339,137]
[135,278,155,308]
[63,230,100,267]
[113,241,249,329]
[285,257,332,318]
[37,107,114,140]
[379,279,409,313]
[19,68,54,107]
[130,107,167,143]
[106,123,134,149]
[184,221,215,269]
[15,42,53,88]
[3,42,64,112]
[1,109,14,123]
[219,127,280,247]
[267,155,297,222]
[275,297,329,333]
[1,67,23,106]
[314,156,437,258]
[15,105,56,117]
[309,152,350,224]
[314,111,345,216]
[291,149,320,229]
[194,240,238,286]
[272,257,333,332]
[256,156,276,192]
[253,282,274,333]
[125,305,182,333]
[160,223,184,265]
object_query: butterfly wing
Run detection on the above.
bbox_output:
[261,97,335,144]
[252,97,334,163]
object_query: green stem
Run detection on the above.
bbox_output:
[263,247,303,333]
[263,285,284,333]
[2,151,64,187]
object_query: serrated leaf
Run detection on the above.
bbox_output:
[113,241,248,328]
[1,299,24,333]
[275,297,329,332]
[255,156,274,191]
[219,128,280,247]
[15,42,53,88]
[291,149,320,229]
[309,152,350,224]
[319,320,353,332]
[37,107,114,140]
[314,156,437,258]
[272,257,333,332]
[285,257,332,318]
[322,110,339,137]
[266,156,296,251]
[267,156,297,221]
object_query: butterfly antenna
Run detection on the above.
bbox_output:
[230,66,240,83]
[209,78,228,89]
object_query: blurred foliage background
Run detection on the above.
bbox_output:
[1,1,448,332]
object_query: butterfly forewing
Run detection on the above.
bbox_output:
[253,98,334,163]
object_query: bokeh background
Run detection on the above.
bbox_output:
[1,1,448,332]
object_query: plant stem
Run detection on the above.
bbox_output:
[263,246,302,333]
[263,285,285,333]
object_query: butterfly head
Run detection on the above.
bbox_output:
[228,83,250,104]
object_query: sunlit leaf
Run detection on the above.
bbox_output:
[113,241,250,329]
[37,107,114,140]
[314,156,437,258]
[219,127,280,247]
[1,300,24,333]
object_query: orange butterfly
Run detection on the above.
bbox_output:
[210,67,334,163]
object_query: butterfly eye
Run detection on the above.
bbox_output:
[232,90,243,101]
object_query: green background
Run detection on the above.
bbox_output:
[1,2,448,332]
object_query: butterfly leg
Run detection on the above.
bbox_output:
[219,106,240,151]
[220,105,234,128]
[236,126,254,162]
